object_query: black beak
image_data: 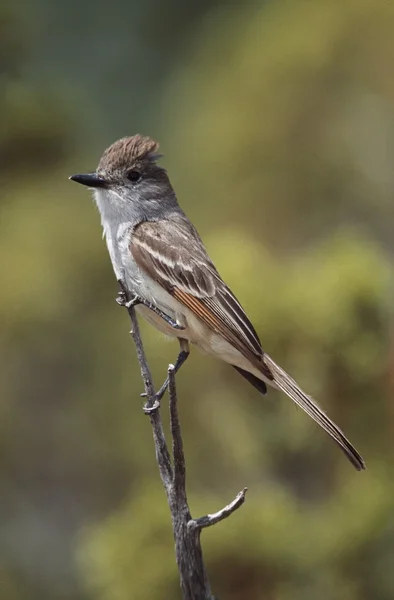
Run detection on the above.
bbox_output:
[69,173,108,188]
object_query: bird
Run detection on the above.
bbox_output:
[70,134,365,471]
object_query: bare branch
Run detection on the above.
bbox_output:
[121,283,173,487]
[168,364,186,493]
[118,285,248,599]
[190,488,248,531]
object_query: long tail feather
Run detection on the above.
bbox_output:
[263,354,366,471]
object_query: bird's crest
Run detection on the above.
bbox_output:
[98,135,161,172]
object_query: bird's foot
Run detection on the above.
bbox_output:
[141,381,168,413]
[116,289,184,330]
[116,289,141,308]
[115,289,127,306]
[142,395,162,414]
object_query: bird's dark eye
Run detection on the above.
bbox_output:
[127,170,141,183]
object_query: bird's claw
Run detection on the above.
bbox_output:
[116,290,141,308]
[141,384,168,413]
[143,398,161,414]
[125,294,141,308]
[116,290,127,306]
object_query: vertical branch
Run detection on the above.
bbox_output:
[166,365,213,599]
[168,365,186,493]
[120,294,247,600]
[125,302,172,487]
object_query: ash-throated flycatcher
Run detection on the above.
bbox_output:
[70,135,365,470]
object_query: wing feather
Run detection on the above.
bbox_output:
[131,217,265,362]
[130,218,365,470]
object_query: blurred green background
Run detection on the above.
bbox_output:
[1,0,394,598]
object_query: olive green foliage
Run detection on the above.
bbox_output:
[0,6,73,174]
[2,1,394,599]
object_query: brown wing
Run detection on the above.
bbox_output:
[130,216,265,363]
[131,219,366,470]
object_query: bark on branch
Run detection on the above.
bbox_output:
[121,296,247,600]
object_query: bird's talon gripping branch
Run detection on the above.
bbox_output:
[125,294,141,308]
[143,398,161,414]
[116,287,141,307]
[115,290,127,306]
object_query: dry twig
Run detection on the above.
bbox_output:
[120,288,247,600]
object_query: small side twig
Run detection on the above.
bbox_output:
[190,488,248,531]
[119,287,247,600]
